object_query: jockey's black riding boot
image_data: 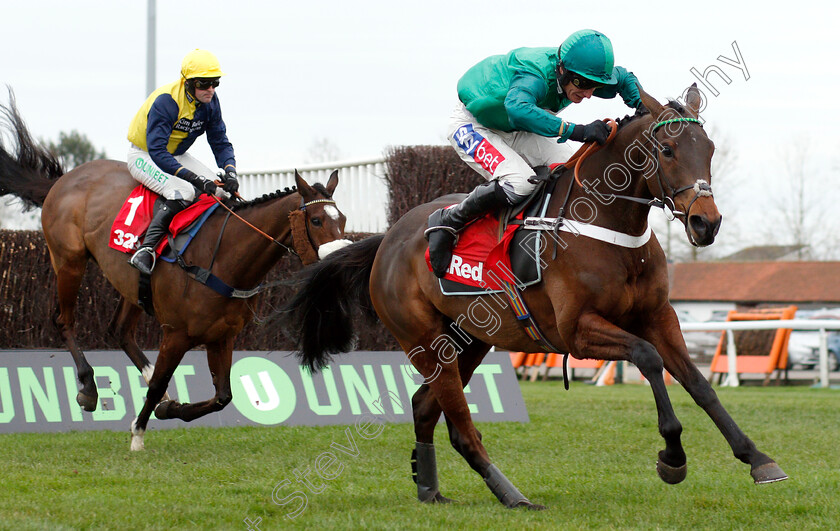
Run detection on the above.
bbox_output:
[128,199,186,275]
[425,181,510,278]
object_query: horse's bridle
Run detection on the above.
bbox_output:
[298,197,339,255]
[640,117,713,221]
[573,117,713,222]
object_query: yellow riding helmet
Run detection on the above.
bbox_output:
[180,49,226,80]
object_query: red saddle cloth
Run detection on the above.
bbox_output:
[108,186,217,255]
[424,205,521,291]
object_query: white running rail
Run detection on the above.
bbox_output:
[681,320,840,388]
[239,157,389,233]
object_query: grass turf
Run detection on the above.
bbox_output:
[1,381,838,530]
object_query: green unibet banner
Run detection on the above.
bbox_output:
[0,350,528,433]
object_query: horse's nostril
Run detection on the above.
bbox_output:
[689,215,707,235]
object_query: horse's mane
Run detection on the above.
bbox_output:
[228,182,332,212]
[616,100,688,130]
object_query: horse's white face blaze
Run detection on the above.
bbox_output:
[324,205,341,221]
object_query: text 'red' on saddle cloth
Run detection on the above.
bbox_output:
[424,205,522,292]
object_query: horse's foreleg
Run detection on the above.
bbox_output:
[153,337,233,422]
[574,312,687,484]
[645,315,788,484]
[129,329,190,451]
[108,297,171,403]
[53,261,98,411]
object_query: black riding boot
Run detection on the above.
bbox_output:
[425,181,510,278]
[128,199,186,275]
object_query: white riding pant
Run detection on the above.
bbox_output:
[447,103,571,199]
[126,143,217,202]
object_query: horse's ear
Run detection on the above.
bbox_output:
[684,82,702,117]
[637,84,665,118]
[294,170,316,199]
[325,170,339,196]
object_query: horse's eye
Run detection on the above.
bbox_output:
[311,217,322,227]
[661,145,674,158]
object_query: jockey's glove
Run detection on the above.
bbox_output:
[222,169,239,194]
[199,177,219,197]
[569,120,610,145]
[180,169,225,199]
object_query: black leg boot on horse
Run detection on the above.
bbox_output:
[128,199,187,275]
[425,180,511,278]
[412,442,453,503]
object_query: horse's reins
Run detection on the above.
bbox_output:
[644,118,712,224]
[210,192,297,256]
[164,190,338,299]
[567,116,712,220]
[209,190,338,258]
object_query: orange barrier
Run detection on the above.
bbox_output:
[708,306,797,386]
[509,351,528,369]
[509,352,604,382]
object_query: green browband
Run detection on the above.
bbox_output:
[652,117,703,132]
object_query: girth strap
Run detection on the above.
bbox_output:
[166,235,263,299]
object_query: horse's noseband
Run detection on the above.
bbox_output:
[669,179,713,219]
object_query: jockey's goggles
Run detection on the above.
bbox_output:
[569,73,603,90]
[193,78,220,90]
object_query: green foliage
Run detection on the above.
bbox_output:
[45,130,106,170]
[0,382,837,529]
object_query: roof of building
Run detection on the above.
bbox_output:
[720,245,808,262]
[669,262,840,303]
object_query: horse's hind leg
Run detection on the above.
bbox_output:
[397,328,540,509]
[644,312,788,484]
[574,312,688,484]
[51,253,99,411]
[152,337,233,423]
[411,337,491,503]
[108,296,171,403]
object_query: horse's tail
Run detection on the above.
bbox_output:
[281,233,385,373]
[0,89,65,209]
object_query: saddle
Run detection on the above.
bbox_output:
[428,166,566,295]
[109,186,219,259]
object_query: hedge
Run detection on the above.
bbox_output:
[0,145,475,351]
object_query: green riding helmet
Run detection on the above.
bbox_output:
[559,29,618,85]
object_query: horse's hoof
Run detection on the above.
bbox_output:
[76,392,98,412]
[129,419,145,452]
[154,400,177,419]
[656,459,687,484]
[751,462,788,484]
[512,500,547,511]
[420,492,455,504]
